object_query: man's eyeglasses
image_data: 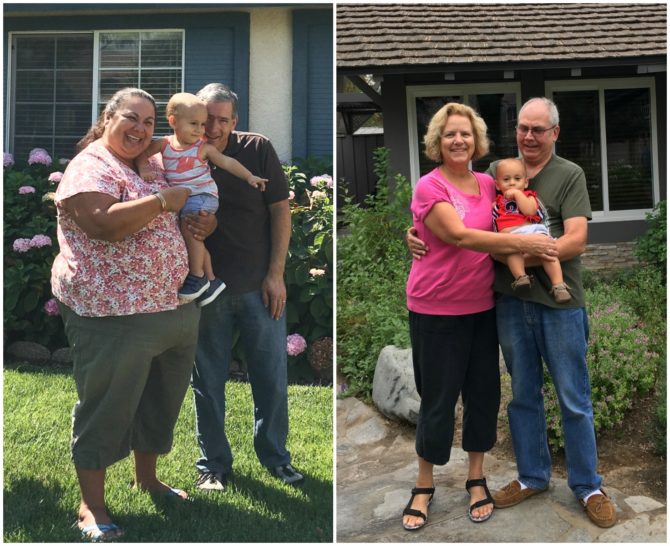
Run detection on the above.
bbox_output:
[515,124,557,137]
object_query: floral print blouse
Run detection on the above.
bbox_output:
[51,140,188,317]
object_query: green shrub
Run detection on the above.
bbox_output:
[543,280,661,450]
[337,147,412,397]
[3,150,66,349]
[283,162,333,357]
[634,200,666,275]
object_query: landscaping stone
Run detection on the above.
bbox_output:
[371,345,420,424]
[6,341,50,365]
[50,347,73,366]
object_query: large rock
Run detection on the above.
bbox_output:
[372,345,420,424]
[6,341,51,365]
[50,347,73,367]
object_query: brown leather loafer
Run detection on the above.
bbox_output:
[582,490,617,528]
[492,479,547,508]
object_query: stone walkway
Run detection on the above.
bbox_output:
[336,397,667,543]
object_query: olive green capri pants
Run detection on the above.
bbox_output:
[59,302,200,470]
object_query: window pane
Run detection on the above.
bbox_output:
[12,34,93,158]
[15,69,54,101]
[100,33,139,68]
[56,70,93,101]
[55,104,93,136]
[141,32,182,67]
[56,36,94,68]
[16,37,54,69]
[553,90,603,211]
[140,70,182,102]
[605,89,653,210]
[467,93,517,173]
[15,104,54,139]
[415,96,462,177]
[55,137,82,160]
[99,70,140,102]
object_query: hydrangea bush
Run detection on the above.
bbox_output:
[281,158,334,368]
[4,149,66,349]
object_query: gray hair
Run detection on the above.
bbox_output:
[196,83,239,119]
[519,97,560,126]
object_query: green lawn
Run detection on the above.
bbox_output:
[4,365,333,542]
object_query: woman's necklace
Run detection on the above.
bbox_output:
[439,165,479,195]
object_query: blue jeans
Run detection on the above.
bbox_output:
[192,290,290,475]
[496,294,602,499]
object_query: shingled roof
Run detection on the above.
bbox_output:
[337,3,667,71]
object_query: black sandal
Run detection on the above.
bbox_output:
[402,486,435,531]
[465,477,494,523]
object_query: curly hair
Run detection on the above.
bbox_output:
[423,102,489,162]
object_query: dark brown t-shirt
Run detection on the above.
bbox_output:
[205,131,289,294]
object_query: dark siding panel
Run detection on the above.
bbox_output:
[292,9,333,161]
[337,133,384,204]
[183,17,250,130]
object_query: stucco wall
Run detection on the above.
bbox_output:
[249,8,292,162]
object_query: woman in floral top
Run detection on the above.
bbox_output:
[51,88,202,542]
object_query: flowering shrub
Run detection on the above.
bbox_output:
[543,283,660,450]
[286,333,308,356]
[283,158,333,363]
[4,150,66,349]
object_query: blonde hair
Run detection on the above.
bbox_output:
[423,102,489,162]
[165,92,206,119]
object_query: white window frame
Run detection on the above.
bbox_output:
[5,29,185,154]
[546,77,659,223]
[93,29,186,121]
[406,82,522,184]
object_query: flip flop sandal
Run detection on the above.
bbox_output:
[165,487,189,500]
[78,522,123,542]
[466,477,495,523]
[402,486,435,531]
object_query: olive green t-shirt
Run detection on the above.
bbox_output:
[487,155,592,308]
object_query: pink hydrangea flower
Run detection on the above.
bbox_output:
[28,148,52,166]
[4,153,14,168]
[310,174,333,188]
[286,333,307,356]
[48,171,63,183]
[13,238,32,253]
[44,298,60,316]
[18,186,36,194]
[309,268,326,277]
[30,234,52,248]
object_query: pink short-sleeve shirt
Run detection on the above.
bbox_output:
[51,140,189,317]
[406,168,497,316]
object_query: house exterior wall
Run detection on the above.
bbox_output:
[249,8,292,161]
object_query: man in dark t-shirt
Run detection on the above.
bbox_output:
[187,83,303,490]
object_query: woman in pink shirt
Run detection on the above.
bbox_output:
[403,103,558,530]
[51,88,203,541]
